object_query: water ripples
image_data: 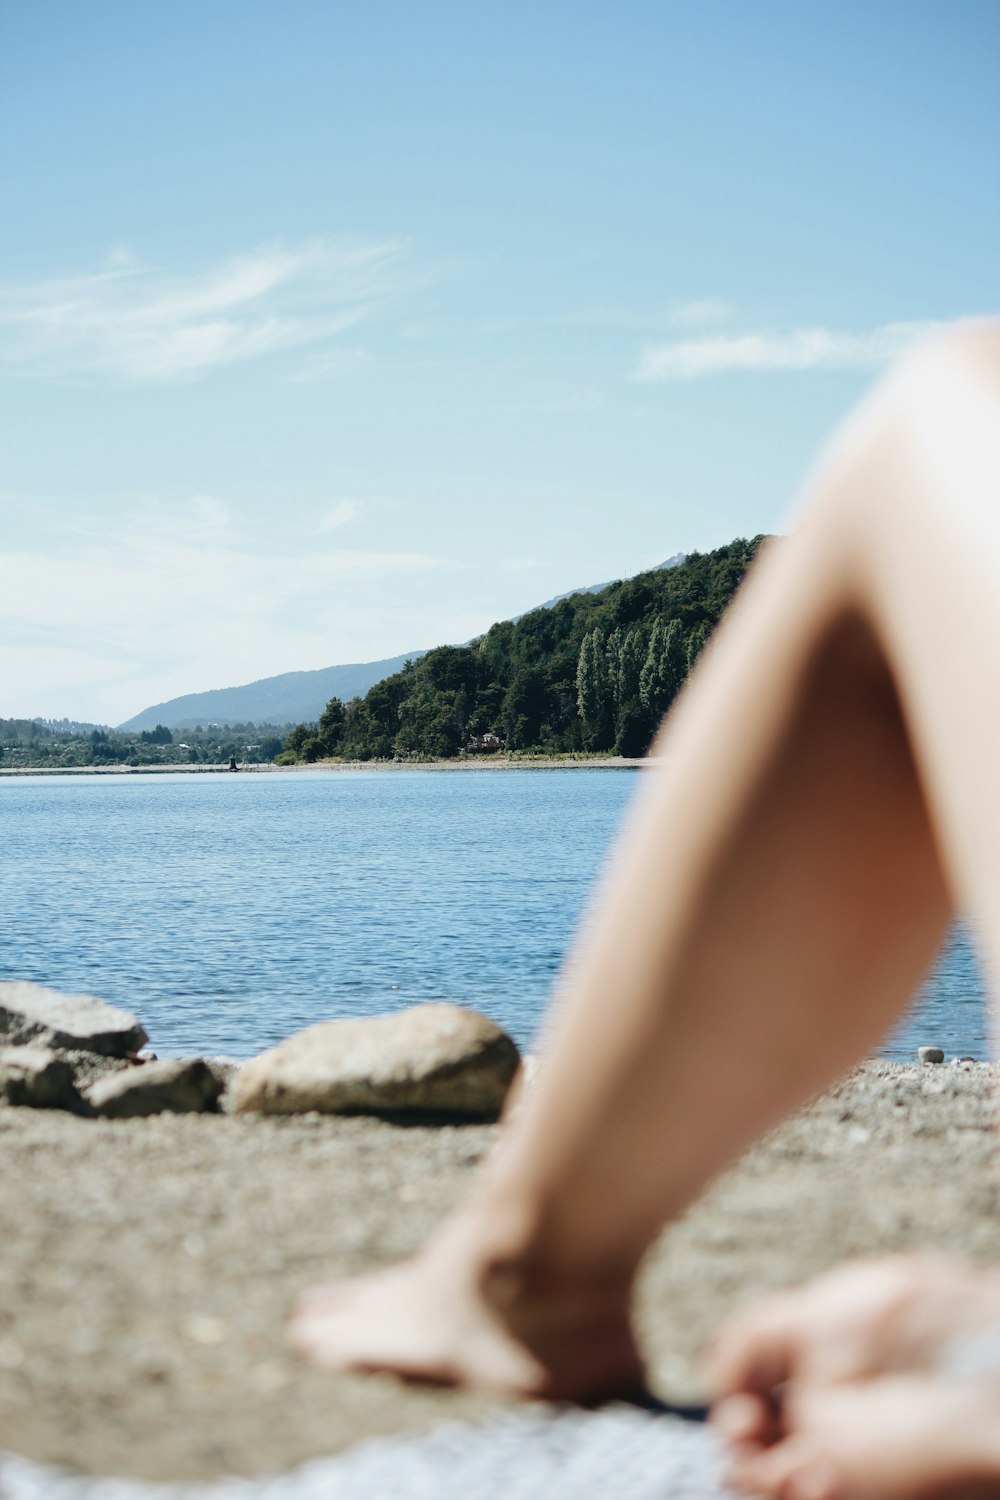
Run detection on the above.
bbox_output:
[0,770,992,1059]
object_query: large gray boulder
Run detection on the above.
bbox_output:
[88,1058,223,1118]
[0,1045,88,1113]
[230,1003,520,1119]
[0,981,147,1057]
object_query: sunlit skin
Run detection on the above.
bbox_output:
[711,1257,1000,1498]
[290,324,1000,1499]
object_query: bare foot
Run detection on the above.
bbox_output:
[288,1218,646,1401]
[709,1256,1000,1449]
[724,1374,1000,1500]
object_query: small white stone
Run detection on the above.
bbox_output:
[182,1315,228,1345]
[249,1360,291,1394]
[0,1337,24,1370]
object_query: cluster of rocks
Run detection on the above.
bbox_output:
[0,981,521,1122]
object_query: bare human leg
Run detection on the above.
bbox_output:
[289,325,1000,1415]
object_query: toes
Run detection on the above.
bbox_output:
[288,1305,384,1374]
[286,1306,334,1364]
[287,1293,356,1367]
[293,1279,348,1312]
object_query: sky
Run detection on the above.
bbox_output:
[1,1,998,725]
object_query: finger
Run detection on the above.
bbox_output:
[712,1392,783,1451]
[706,1292,802,1400]
[728,1436,841,1500]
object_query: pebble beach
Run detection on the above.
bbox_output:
[0,1059,997,1484]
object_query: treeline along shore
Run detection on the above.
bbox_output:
[2,538,760,773]
[0,754,655,778]
[278,538,763,764]
[0,719,291,773]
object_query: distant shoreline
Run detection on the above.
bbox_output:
[0,755,656,778]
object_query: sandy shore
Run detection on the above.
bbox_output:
[0,764,280,776]
[287,755,652,771]
[0,756,652,777]
[0,1061,996,1482]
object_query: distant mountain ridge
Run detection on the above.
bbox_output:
[118,652,426,732]
[118,554,688,731]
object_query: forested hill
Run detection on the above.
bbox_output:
[280,537,764,763]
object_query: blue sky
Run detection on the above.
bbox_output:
[2,0,998,724]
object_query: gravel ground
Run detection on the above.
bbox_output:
[0,1061,996,1483]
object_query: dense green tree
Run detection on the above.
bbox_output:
[0,716,292,769]
[610,627,646,753]
[465,681,505,740]
[614,701,650,757]
[639,618,686,725]
[317,697,346,754]
[615,628,644,706]
[285,724,312,755]
[576,627,614,750]
[686,621,711,671]
[276,538,764,763]
[503,665,550,749]
[393,682,464,758]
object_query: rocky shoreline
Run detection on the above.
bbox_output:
[0,982,521,1121]
[0,982,997,1482]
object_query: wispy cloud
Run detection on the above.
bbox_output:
[0,237,414,382]
[285,347,373,383]
[317,499,363,533]
[668,298,729,328]
[0,499,458,721]
[637,321,940,381]
[106,244,137,270]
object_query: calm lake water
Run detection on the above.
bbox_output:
[0,770,993,1060]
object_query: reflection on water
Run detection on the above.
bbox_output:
[0,771,992,1059]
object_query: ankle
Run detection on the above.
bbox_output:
[976,1384,1000,1478]
[412,1192,646,1400]
[443,1190,639,1311]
